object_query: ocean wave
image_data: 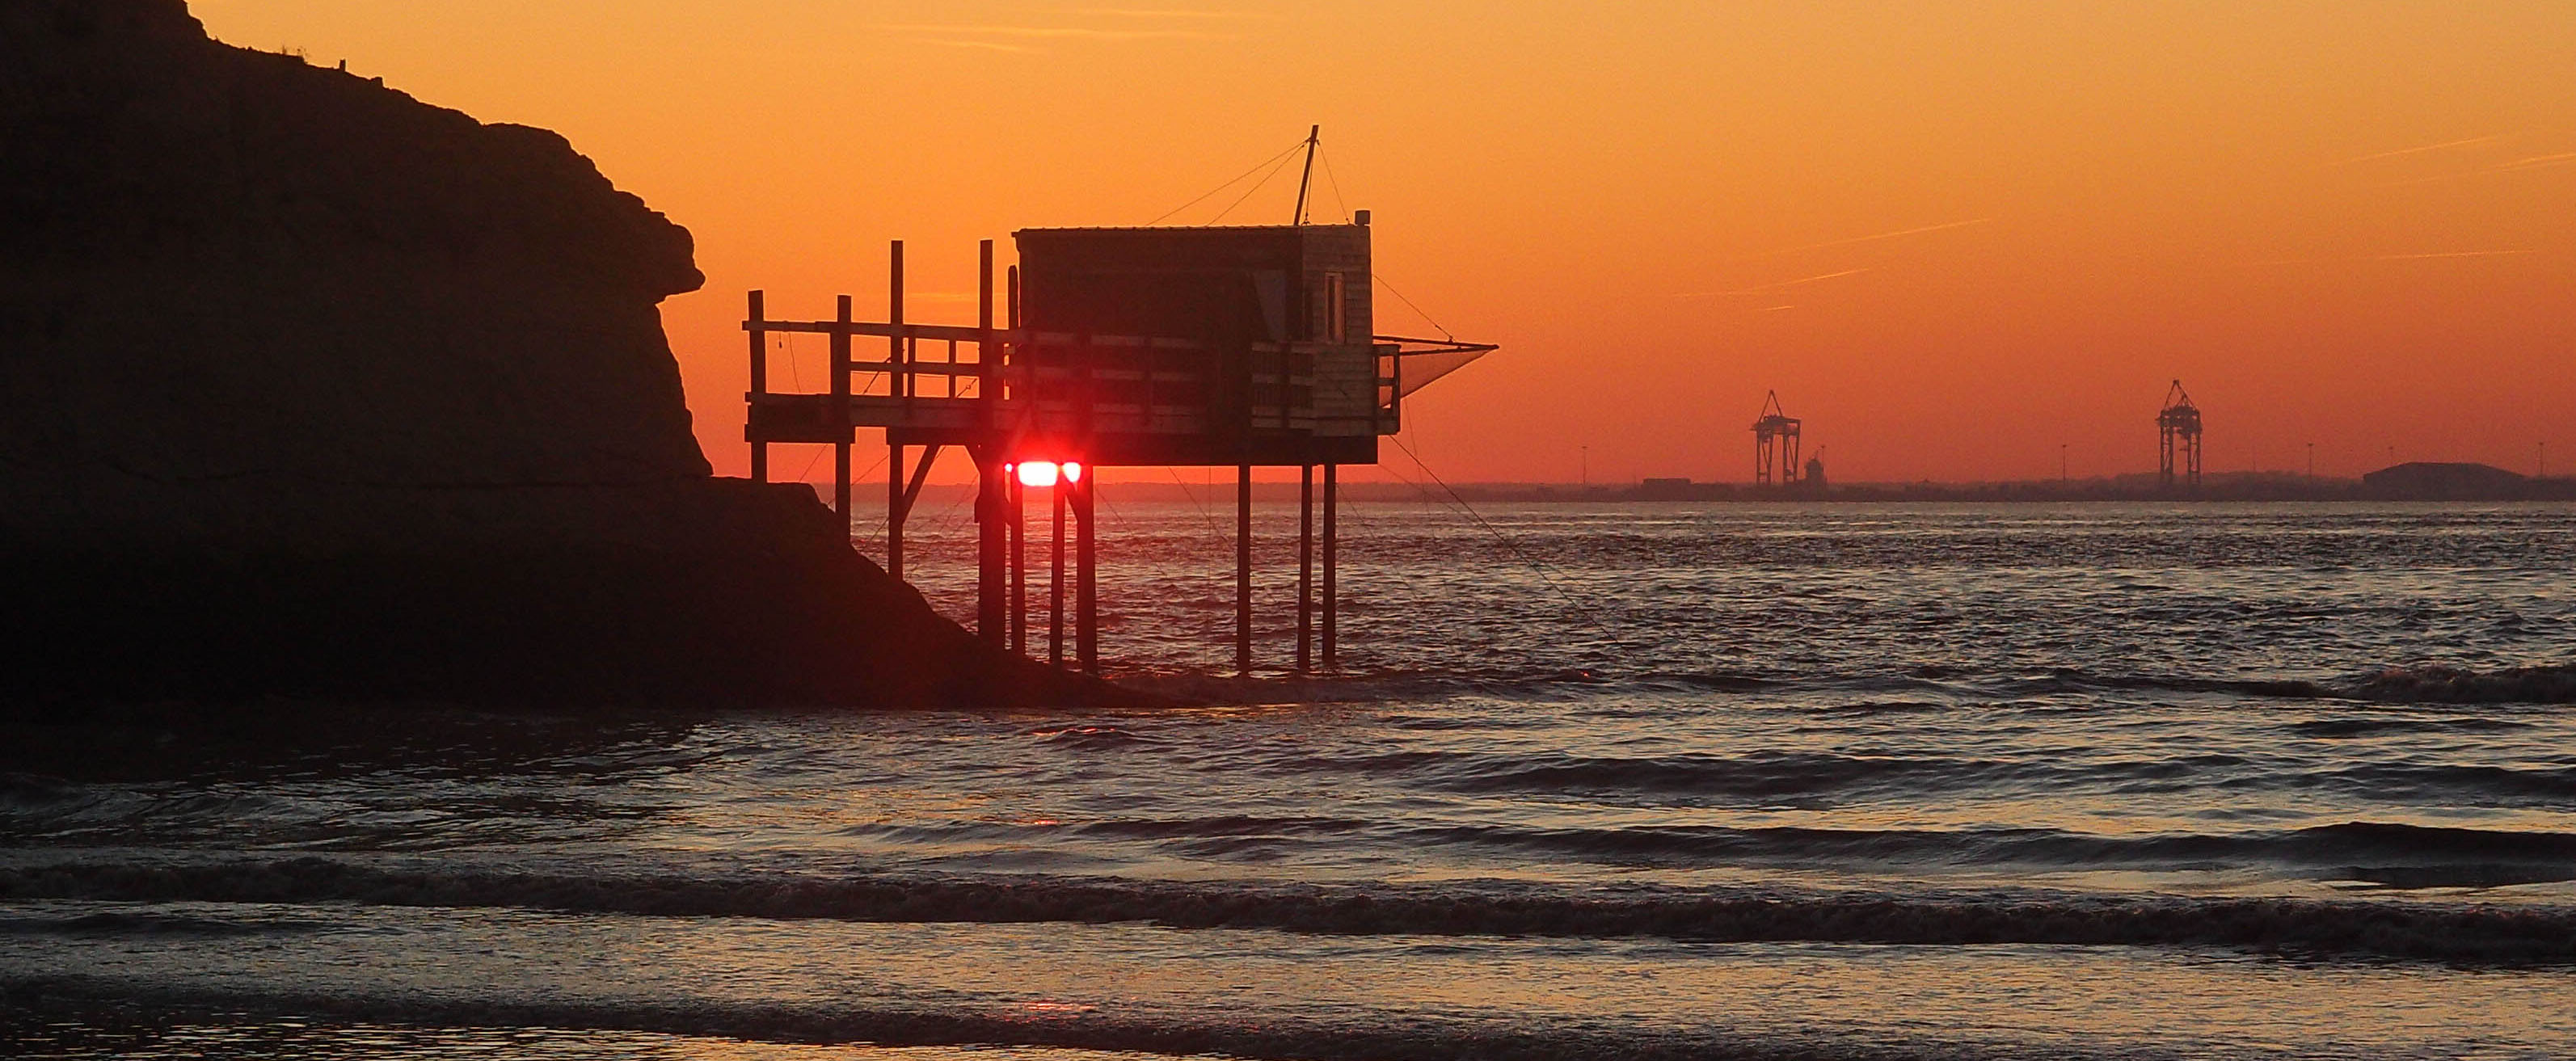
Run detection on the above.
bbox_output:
[1937,663,2575,707]
[1107,669,1550,707]
[2340,663,2576,705]
[2314,763,2576,802]
[1418,819,2576,878]
[1090,658,2576,711]
[0,909,327,939]
[1632,670,1777,693]
[1995,672,2335,700]
[0,773,68,802]
[1094,664,2040,708]
[1369,750,2044,802]
[1098,660,2565,709]
[5,857,2572,965]
[1030,725,1166,751]
[2287,717,2538,739]
[1072,815,1381,840]
[0,979,2116,1061]
[1250,747,2576,808]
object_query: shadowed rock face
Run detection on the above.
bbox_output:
[0,0,706,486]
[0,0,1098,708]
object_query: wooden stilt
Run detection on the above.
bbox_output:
[976,451,1003,642]
[1236,463,1252,675]
[831,294,852,531]
[1006,259,1026,657]
[1297,464,1313,673]
[1322,462,1339,669]
[975,243,1004,644]
[1050,479,1068,667]
[1075,471,1098,675]
[886,242,905,572]
[890,238,907,413]
[1010,472,1027,656]
[747,290,768,483]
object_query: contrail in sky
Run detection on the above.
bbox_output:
[2334,135,2500,166]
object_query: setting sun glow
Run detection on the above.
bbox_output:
[1015,461,1064,489]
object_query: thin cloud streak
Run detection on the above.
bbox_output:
[1065,7,1280,19]
[2334,135,2500,166]
[2367,249,2539,261]
[1675,267,1871,298]
[912,38,1041,53]
[1739,218,1992,261]
[2244,249,2538,266]
[882,23,1231,40]
[2375,150,2575,188]
[2498,151,2576,171]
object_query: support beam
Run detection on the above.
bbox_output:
[1322,462,1339,669]
[1050,479,1068,667]
[887,443,941,583]
[1007,262,1021,433]
[1236,463,1253,675]
[887,443,904,580]
[1075,471,1098,676]
[903,445,941,511]
[831,294,853,529]
[976,448,1004,643]
[977,238,996,411]
[1297,465,1313,673]
[748,289,768,483]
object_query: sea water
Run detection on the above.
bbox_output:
[5,501,2573,1059]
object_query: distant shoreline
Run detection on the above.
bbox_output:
[802,473,2576,507]
[1421,474,2576,504]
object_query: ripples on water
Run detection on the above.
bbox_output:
[5,502,2573,1059]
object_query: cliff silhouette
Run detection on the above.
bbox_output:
[0,0,1098,707]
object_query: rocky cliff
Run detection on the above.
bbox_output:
[0,0,1096,707]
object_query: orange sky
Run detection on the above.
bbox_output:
[197,1,2575,485]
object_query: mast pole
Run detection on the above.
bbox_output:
[1292,124,1320,225]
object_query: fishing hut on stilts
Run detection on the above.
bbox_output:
[743,129,1495,676]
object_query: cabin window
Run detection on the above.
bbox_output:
[1325,272,1347,343]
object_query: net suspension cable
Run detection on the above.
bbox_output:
[1145,137,1314,226]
